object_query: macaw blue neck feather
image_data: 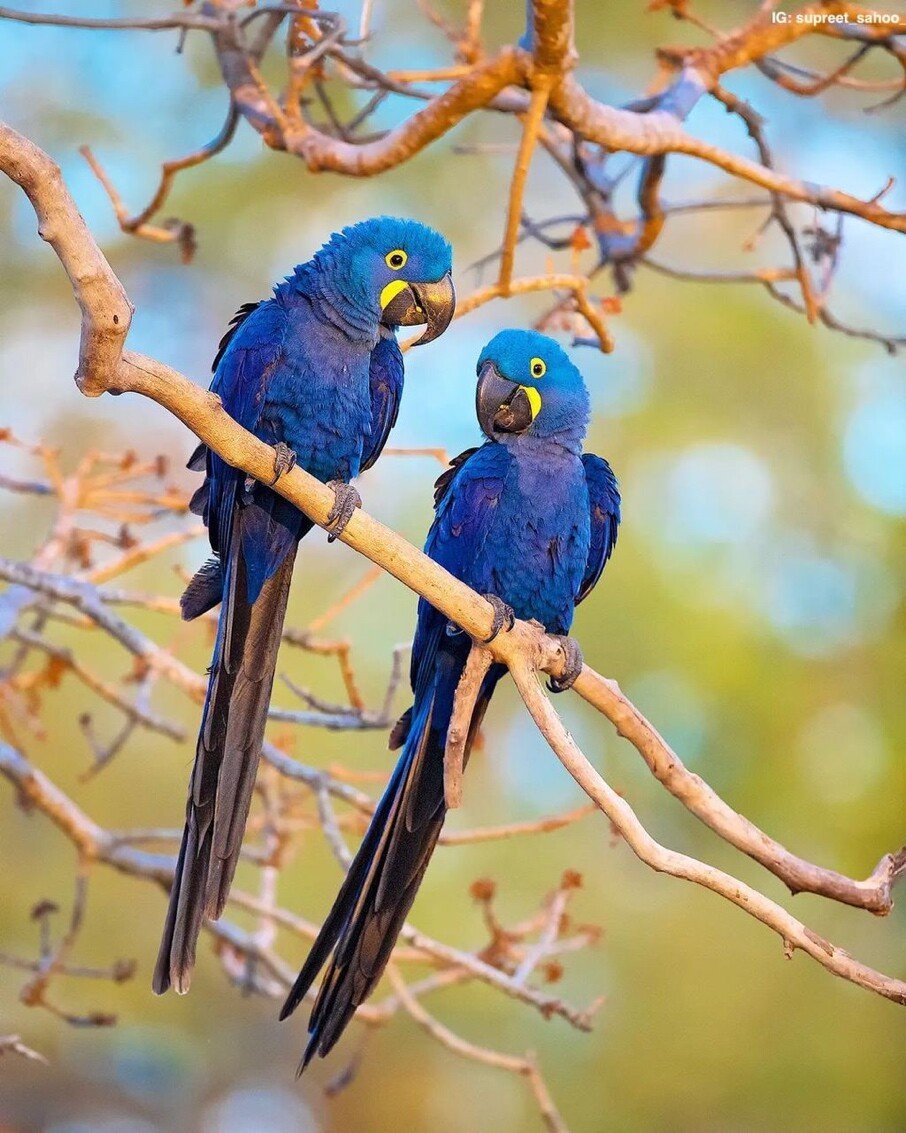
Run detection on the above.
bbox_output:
[280,256,379,345]
[501,420,586,457]
[528,383,590,453]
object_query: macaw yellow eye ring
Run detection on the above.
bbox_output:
[529,356,547,379]
[385,249,408,270]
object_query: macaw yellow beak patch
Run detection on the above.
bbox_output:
[380,279,409,310]
[521,385,542,421]
[380,273,455,344]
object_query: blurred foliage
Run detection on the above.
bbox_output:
[0,2,904,1131]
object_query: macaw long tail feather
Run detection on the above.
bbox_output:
[152,524,296,996]
[279,692,446,1066]
[281,643,497,1069]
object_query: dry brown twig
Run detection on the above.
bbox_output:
[388,965,568,1133]
[1,864,136,1028]
[0,2,904,1121]
[0,107,904,1125]
[1,0,902,349]
[0,737,595,1116]
[0,1033,49,1065]
[78,108,240,265]
[444,643,493,808]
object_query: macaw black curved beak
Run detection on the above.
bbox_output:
[381,271,455,345]
[476,360,539,438]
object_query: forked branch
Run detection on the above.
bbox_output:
[1,0,902,349]
[0,118,902,1013]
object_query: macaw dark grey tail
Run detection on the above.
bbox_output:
[278,691,446,1064]
[280,641,497,1069]
[152,528,295,995]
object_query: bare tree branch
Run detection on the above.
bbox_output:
[2,9,905,1115]
[444,644,493,808]
[1,119,902,1015]
[509,661,905,1005]
[3,0,902,348]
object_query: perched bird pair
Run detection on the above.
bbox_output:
[153,216,620,1071]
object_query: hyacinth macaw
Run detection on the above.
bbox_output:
[280,328,620,1067]
[153,218,455,996]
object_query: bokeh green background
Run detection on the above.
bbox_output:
[1,2,904,1131]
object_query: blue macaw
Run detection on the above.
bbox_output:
[153,217,454,996]
[280,328,621,1066]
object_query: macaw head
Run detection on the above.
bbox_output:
[314,217,455,345]
[475,329,590,447]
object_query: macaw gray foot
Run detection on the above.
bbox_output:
[325,480,362,542]
[547,635,583,693]
[270,442,297,485]
[480,594,516,643]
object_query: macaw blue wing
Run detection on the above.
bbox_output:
[577,452,620,605]
[426,443,509,584]
[189,302,287,558]
[360,331,404,473]
[185,302,263,480]
[211,301,260,375]
[407,444,509,687]
[431,445,479,508]
[210,301,286,434]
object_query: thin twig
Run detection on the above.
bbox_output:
[444,644,492,808]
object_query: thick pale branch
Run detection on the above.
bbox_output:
[568,667,906,916]
[1,117,902,1014]
[444,644,493,808]
[3,1,903,268]
[0,123,132,397]
[215,20,525,173]
[529,0,576,76]
[3,4,902,358]
[509,663,906,1006]
[658,2,905,80]
[206,6,906,235]
[550,78,906,233]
